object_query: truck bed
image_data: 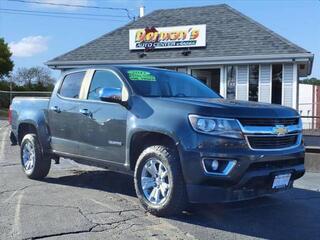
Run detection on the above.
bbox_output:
[10,97,50,137]
[11,97,50,114]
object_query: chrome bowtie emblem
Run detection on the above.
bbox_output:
[273,125,288,136]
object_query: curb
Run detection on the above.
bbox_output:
[305,152,320,173]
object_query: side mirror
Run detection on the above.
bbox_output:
[98,87,122,104]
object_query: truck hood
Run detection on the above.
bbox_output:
[149,97,299,118]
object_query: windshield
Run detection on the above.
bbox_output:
[120,68,221,98]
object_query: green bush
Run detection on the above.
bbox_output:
[0,80,53,109]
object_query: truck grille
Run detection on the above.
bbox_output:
[247,135,298,149]
[239,118,299,126]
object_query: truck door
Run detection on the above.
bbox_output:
[48,71,86,156]
[77,70,127,164]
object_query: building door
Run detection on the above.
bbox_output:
[191,69,220,93]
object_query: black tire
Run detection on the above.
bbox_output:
[10,132,18,146]
[134,145,187,216]
[20,134,51,180]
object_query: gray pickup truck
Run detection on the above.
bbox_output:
[9,66,305,216]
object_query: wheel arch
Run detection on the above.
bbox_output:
[18,122,38,144]
[129,130,181,171]
[17,120,51,155]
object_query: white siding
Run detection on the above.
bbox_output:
[236,65,248,100]
[259,64,271,103]
[283,63,294,107]
[283,85,293,107]
[177,67,187,73]
[237,85,248,100]
[298,84,315,129]
[292,63,298,109]
[220,66,226,97]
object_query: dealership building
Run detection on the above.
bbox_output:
[46,4,314,109]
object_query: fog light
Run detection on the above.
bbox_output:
[211,160,219,171]
[202,159,237,175]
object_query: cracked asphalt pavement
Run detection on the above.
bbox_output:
[0,120,320,240]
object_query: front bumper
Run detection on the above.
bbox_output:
[178,133,305,203]
[186,163,304,203]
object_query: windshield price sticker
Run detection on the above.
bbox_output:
[128,70,156,81]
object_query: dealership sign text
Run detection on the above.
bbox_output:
[129,25,206,50]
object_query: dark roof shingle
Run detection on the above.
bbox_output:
[47,4,310,66]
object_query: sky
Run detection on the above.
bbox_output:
[0,0,319,79]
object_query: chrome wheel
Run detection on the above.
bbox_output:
[22,141,35,172]
[141,158,170,205]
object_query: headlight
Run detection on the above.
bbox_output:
[188,114,242,138]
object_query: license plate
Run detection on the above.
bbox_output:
[272,173,291,189]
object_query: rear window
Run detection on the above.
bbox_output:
[59,71,85,99]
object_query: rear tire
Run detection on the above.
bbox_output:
[10,132,17,146]
[20,134,51,179]
[134,145,187,216]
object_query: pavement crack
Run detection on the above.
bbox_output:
[20,203,142,239]
[0,189,16,195]
[0,163,20,167]
[13,202,103,227]
[76,206,101,226]
[90,216,142,233]
[22,226,97,240]
[0,184,40,196]
[87,208,140,216]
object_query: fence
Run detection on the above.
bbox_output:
[298,101,320,132]
[0,90,52,109]
[301,116,320,130]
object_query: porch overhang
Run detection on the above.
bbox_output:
[46,53,314,76]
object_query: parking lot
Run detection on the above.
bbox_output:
[0,120,319,240]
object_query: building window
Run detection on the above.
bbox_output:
[249,65,259,101]
[226,66,236,99]
[271,64,283,104]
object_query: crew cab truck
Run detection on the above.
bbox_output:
[10,66,305,216]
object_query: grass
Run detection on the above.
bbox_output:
[0,108,8,119]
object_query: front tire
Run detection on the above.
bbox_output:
[20,134,51,179]
[134,145,187,216]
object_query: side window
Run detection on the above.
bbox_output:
[87,70,123,100]
[59,71,85,99]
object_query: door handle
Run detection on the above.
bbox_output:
[51,106,61,113]
[79,109,92,118]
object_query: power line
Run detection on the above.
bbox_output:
[7,0,134,19]
[0,10,128,22]
[0,7,127,18]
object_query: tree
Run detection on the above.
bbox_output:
[0,38,14,79]
[31,67,56,87]
[10,66,55,89]
[299,77,320,86]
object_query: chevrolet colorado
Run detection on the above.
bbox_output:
[9,66,305,216]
